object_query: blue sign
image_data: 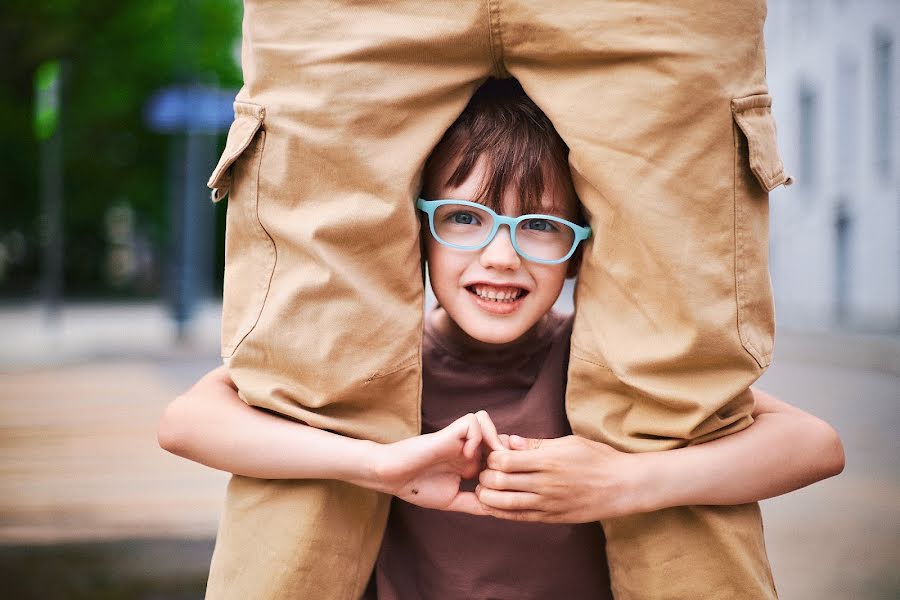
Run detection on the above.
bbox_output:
[144,85,237,133]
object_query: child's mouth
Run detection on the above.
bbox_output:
[465,285,529,314]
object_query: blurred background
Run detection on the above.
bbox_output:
[0,0,897,598]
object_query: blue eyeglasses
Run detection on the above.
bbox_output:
[416,198,591,265]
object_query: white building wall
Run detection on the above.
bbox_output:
[765,0,899,332]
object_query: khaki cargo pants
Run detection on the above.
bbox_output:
[204,1,793,598]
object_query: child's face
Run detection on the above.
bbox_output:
[424,157,578,346]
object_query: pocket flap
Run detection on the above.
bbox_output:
[732,94,794,192]
[207,101,266,202]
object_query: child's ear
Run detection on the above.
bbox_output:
[565,246,584,279]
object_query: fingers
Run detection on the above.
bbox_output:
[498,434,511,449]
[509,434,543,450]
[448,412,506,459]
[459,413,483,460]
[478,468,539,493]
[459,459,481,481]
[480,506,551,523]
[486,449,541,473]
[475,485,542,511]
[475,411,505,451]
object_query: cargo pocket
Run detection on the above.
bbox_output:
[208,101,275,358]
[731,93,792,368]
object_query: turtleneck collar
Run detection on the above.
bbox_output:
[424,305,557,366]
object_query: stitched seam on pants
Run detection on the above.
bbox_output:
[226,132,278,357]
[487,0,508,78]
[243,135,277,352]
[364,353,419,384]
[733,119,765,366]
[570,348,614,371]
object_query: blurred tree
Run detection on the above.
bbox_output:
[0,0,241,298]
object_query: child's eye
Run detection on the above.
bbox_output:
[447,211,481,226]
[522,218,558,233]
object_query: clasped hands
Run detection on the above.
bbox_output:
[368,411,644,524]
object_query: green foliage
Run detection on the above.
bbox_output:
[0,0,242,297]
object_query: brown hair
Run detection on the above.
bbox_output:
[422,77,582,222]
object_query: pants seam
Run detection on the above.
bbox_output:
[364,354,419,384]
[224,130,277,358]
[732,113,768,368]
[487,0,509,78]
[570,348,613,371]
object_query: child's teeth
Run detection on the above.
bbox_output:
[473,285,523,302]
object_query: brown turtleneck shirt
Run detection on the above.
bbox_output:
[365,308,612,600]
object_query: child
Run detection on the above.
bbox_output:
[159,78,844,598]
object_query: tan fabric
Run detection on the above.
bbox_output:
[205,1,791,598]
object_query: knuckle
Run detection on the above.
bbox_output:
[479,470,492,486]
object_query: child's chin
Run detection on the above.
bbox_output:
[470,323,528,345]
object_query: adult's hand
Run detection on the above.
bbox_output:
[475,434,644,523]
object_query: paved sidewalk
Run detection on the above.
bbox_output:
[0,300,223,371]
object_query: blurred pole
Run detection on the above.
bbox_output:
[169,125,215,341]
[35,60,65,326]
[166,0,217,341]
[167,135,187,339]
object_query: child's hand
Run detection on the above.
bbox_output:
[369,411,505,514]
[475,435,643,523]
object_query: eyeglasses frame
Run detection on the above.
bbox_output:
[416,198,591,265]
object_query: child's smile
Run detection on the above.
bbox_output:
[423,156,578,349]
[465,283,529,315]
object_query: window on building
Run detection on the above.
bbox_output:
[836,54,859,185]
[874,32,893,180]
[798,83,818,187]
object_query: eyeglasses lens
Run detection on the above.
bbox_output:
[432,203,575,262]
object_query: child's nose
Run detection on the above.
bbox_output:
[479,226,521,270]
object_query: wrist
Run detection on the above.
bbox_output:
[635,450,689,513]
[622,451,669,516]
[347,439,387,492]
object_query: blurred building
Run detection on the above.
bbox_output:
[766,0,899,333]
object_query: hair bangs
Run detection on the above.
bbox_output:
[422,78,582,223]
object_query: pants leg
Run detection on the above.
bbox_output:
[504,1,790,598]
[205,2,495,598]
